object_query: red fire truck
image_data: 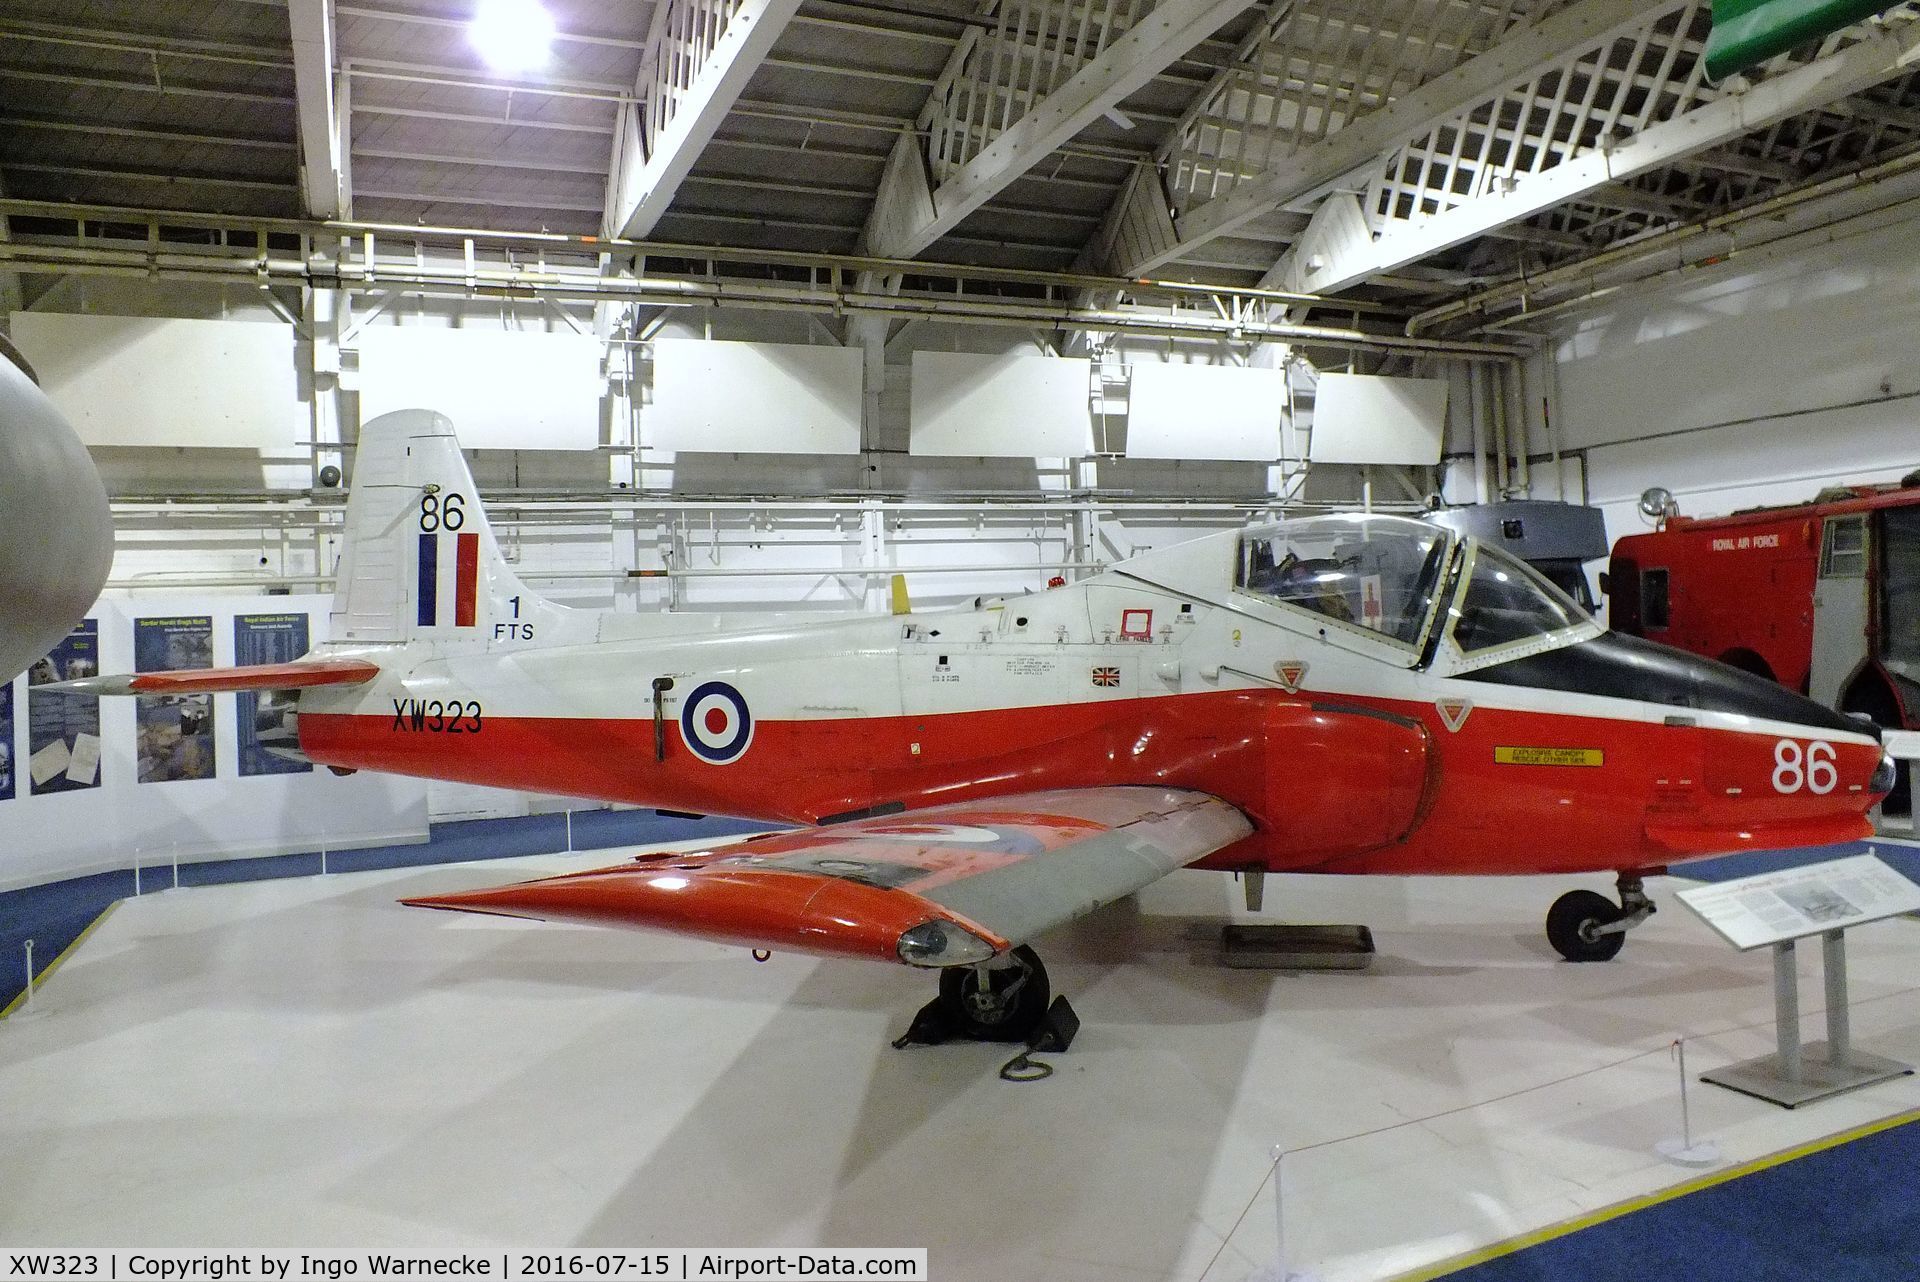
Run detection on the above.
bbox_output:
[1607,474,1920,807]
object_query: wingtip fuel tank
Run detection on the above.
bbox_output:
[0,332,112,683]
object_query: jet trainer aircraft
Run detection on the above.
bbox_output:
[62,410,1896,1043]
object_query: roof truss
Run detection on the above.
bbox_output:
[289,0,348,219]
[604,0,804,240]
[1083,0,1671,277]
[859,0,1255,259]
[1270,5,1920,294]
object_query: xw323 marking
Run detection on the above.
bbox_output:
[391,698,483,733]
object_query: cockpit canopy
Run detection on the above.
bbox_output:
[1450,541,1587,654]
[1235,514,1594,666]
[1237,515,1449,650]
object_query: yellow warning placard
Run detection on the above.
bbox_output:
[1495,745,1604,767]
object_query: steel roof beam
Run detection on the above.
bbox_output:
[857,0,1254,261]
[290,0,348,218]
[351,102,614,136]
[1,163,293,194]
[357,187,607,214]
[0,66,289,105]
[334,3,651,50]
[603,0,804,241]
[355,147,611,176]
[0,117,294,151]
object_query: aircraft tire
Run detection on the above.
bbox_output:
[1546,890,1627,963]
[938,945,1051,1042]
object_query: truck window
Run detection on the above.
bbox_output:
[1884,507,1920,672]
[1822,515,1868,578]
[1641,568,1670,630]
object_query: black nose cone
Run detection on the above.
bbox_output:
[1461,632,1877,737]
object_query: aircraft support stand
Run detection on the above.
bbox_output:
[892,945,1080,1073]
[1220,924,1374,970]
[1702,930,1912,1108]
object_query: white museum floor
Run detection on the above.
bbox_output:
[4,842,1920,1282]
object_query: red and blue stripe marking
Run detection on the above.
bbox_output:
[418,531,480,628]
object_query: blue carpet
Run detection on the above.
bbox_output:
[0,808,775,1013]
[1684,838,1920,885]
[1433,1111,1920,1282]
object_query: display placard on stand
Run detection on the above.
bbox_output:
[1676,852,1918,1108]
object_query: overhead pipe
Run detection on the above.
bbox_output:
[0,195,1400,314]
[1478,183,1920,336]
[1468,364,1490,504]
[103,561,1118,591]
[1490,364,1510,498]
[1509,362,1531,495]
[1407,138,1920,336]
[107,495,1351,516]
[0,242,1525,357]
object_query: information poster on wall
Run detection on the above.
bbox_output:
[135,615,217,784]
[0,680,15,801]
[235,612,312,776]
[27,619,101,794]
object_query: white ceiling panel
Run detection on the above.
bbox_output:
[909,351,1092,458]
[357,326,604,450]
[1125,362,1285,461]
[649,339,862,455]
[1308,372,1448,466]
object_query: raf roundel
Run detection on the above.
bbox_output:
[680,680,754,765]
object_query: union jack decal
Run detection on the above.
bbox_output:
[1091,666,1120,688]
[418,531,480,628]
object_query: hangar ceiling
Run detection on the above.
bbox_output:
[3,0,1920,338]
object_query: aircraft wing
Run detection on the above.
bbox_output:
[404,786,1253,967]
[44,657,381,696]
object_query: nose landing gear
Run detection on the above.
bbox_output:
[1546,875,1656,962]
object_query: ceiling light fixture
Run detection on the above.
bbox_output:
[471,0,557,74]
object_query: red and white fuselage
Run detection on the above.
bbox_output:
[283,414,1887,883]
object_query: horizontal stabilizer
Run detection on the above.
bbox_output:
[404,786,1252,967]
[46,657,381,697]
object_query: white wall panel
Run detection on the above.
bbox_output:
[12,312,301,449]
[1125,362,1285,460]
[1517,206,1920,623]
[649,340,862,454]
[1308,373,1448,466]
[358,327,604,450]
[909,351,1092,457]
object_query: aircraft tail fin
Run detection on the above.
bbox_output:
[333,409,563,647]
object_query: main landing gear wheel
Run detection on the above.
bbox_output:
[937,945,1051,1042]
[1546,890,1626,962]
[1546,876,1657,963]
